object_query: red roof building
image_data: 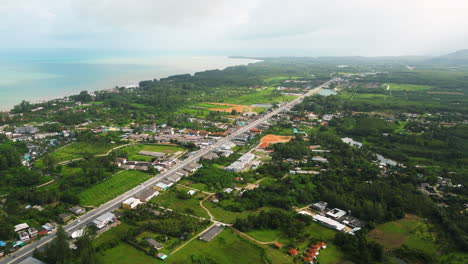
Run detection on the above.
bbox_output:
[288,248,299,256]
[274,242,283,249]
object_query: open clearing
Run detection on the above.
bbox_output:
[260,135,293,147]
[79,170,153,206]
[367,214,436,255]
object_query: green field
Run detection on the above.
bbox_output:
[37,141,120,166]
[97,242,158,264]
[384,83,433,91]
[222,87,298,105]
[246,229,282,242]
[79,170,153,206]
[119,144,185,162]
[168,228,267,264]
[367,214,436,256]
[150,187,210,218]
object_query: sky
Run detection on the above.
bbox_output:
[1,0,468,57]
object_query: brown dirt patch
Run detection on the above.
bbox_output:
[208,103,255,113]
[260,135,293,144]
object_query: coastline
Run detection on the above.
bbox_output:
[0,56,261,112]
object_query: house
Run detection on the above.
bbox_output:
[19,231,30,242]
[18,257,47,264]
[201,152,219,161]
[154,182,170,191]
[312,156,328,163]
[38,230,48,236]
[187,190,196,196]
[70,229,85,239]
[145,238,163,250]
[69,206,85,215]
[288,248,299,256]
[136,188,159,202]
[310,202,328,212]
[59,213,72,223]
[199,224,224,242]
[316,241,327,249]
[92,212,116,229]
[28,227,38,238]
[122,197,142,209]
[42,223,56,232]
[326,208,346,219]
[223,188,234,194]
[274,242,283,249]
[167,173,182,183]
[184,162,202,173]
[14,223,29,232]
[157,253,168,260]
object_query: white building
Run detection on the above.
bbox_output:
[122,197,142,209]
[326,208,347,219]
[93,212,116,229]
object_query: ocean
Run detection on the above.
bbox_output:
[0,50,259,111]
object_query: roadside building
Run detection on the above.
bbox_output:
[59,213,72,223]
[122,197,142,209]
[19,231,30,242]
[92,212,116,229]
[154,182,170,191]
[136,188,159,202]
[14,223,29,233]
[28,227,38,238]
[18,257,47,264]
[69,206,85,215]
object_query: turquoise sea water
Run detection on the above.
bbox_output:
[0,50,258,111]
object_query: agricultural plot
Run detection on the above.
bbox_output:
[367,214,436,256]
[79,170,153,206]
[39,141,120,165]
[119,144,184,162]
[384,83,433,91]
[222,87,298,105]
[150,187,210,218]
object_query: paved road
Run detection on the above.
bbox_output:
[1,80,331,264]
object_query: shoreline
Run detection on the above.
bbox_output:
[0,56,261,112]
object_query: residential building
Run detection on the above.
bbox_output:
[93,212,116,229]
[136,188,159,202]
[326,208,346,219]
[122,197,142,209]
[69,206,85,215]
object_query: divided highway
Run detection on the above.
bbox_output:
[1,80,331,264]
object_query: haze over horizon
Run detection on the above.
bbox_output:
[1,0,468,57]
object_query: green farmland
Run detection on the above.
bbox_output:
[79,170,153,206]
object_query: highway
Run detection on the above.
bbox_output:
[1,80,331,264]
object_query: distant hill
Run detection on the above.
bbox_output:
[429,49,468,65]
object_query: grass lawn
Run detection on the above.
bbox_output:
[97,242,158,264]
[203,203,272,224]
[150,187,210,218]
[79,170,153,206]
[367,214,436,256]
[246,229,282,242]
[119,144,184,162]
[222,87,298,105]
[168,228,267,264]
[384,83,433,91]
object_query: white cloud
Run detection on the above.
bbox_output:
[0,0,467,56]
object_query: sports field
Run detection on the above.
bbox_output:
[119,144,184,161]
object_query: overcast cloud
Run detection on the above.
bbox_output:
[1,0,467,56]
